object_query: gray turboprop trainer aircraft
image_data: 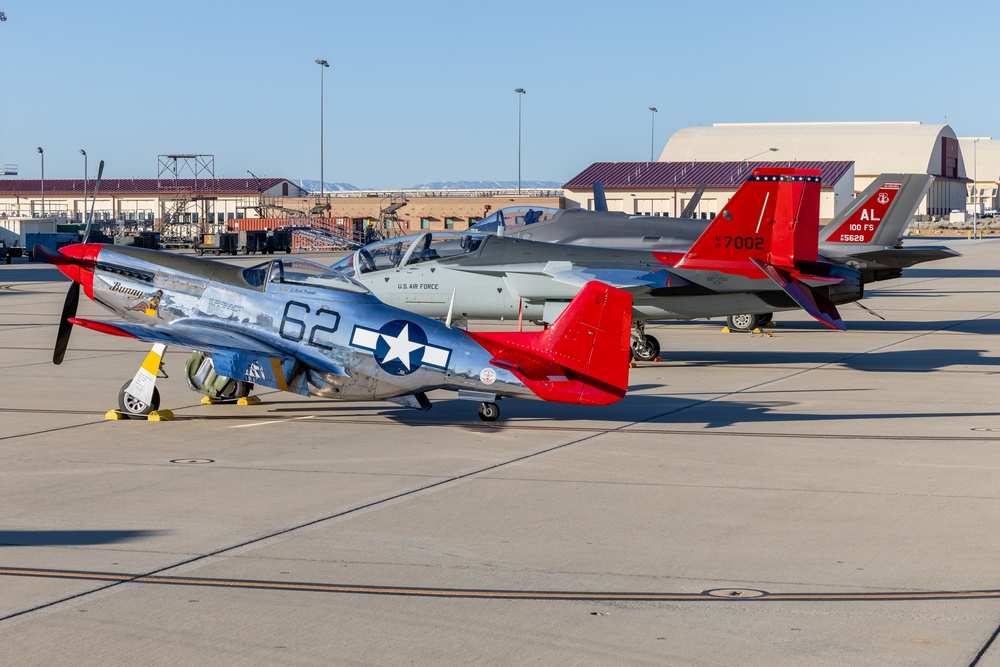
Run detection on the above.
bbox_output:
[335,168,863,361]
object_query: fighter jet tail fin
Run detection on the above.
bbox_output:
[819,174,933,246]
[673,168,859,329]
[465,282,632,405]
[674,168,822,276]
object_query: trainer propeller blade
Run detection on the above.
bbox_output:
[53,282,80,365]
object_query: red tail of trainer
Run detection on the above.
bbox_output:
[465,282,632,405]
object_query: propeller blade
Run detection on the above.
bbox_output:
[33,243,72,266]
[53,282,80,365]
[82,160,105,243]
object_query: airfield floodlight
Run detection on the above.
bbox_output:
[316,59,330,198]
[973,138,980,239]
[648,107,658,162]
[80,150,87,222]
[743,147,778,165]
[515,88,526,195]
[37,147,44,217]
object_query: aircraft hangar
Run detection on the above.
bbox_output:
[659,121,994,219]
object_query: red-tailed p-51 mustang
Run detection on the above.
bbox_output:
[37,241,633,422]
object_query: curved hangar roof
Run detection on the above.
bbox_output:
[661,122,962,178]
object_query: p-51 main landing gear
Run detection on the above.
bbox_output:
[115,343,169,419]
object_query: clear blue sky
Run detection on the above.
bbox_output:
[2,0,996,187]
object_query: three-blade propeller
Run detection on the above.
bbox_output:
[46,160,104,365]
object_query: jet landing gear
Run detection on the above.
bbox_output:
[726,313,772,333]
[630,321,660,362]
[478,402,500,422]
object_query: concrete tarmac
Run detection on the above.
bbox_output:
[1,241,1000,666]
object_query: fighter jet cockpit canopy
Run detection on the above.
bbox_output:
[469,206,559,233]
[243,258,371,294]
[332,231,489,277]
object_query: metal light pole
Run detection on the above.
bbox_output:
[315,58,329,198]
[80,149,87,222]
[36,147,44,217]
[648,107,657,161]
[515,88,525,195]
[973,138,980,239]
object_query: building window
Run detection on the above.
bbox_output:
[421,218,430,229]
[444,218,454,229]
[384,219,393,229]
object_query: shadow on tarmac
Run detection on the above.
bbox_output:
[666,347,1000,372]
[0,529,166,547]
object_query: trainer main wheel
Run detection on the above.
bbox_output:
[754,313,772,328]
[478,402,500,422]
[118,381,160,419]
[631,334,660,361]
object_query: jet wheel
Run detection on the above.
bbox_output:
[118,381,160,419]
[631,334,660,362]
[478,402,500,422]
[754,313,772,328]
[727,313,757,332]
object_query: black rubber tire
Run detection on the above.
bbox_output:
[478,402,500,422]
[631,334,660,361]
[242,247,249,255]
[118,381,160,419]
[754,313,773,328]
[727,313,757,332]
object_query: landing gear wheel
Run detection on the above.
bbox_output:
[631,334,660,361]
[727,313,757,332]
[754,313,773,328]
[118,381,160,419]
[478,402,499,422]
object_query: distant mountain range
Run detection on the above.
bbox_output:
[291,179,563,192]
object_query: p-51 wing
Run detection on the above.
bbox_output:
[68,316,345,394]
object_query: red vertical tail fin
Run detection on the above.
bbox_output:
[674,168,822,276]
[465,282,632,405]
